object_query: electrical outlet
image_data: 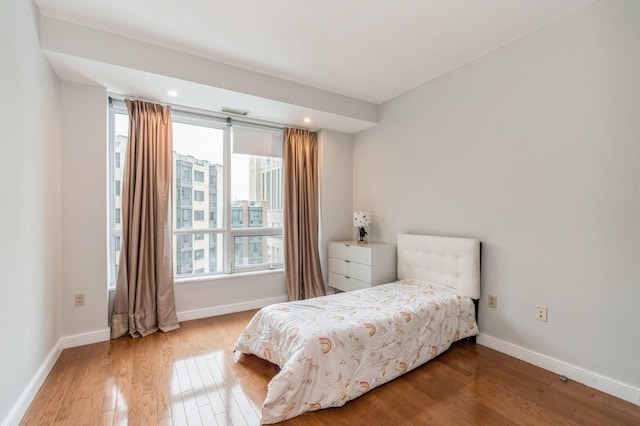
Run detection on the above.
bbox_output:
[536,305,547,322]
[488,295,497,309]
[75,293,85,307]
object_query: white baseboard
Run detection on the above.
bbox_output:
[177,295,288,322]
[2,338,64,426]
[2,329,112,426]
[477,334,640,406]
[62,328,111,349]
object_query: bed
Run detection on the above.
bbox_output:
[233,234,480,424]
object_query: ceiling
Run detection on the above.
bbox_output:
[35,0,597,133]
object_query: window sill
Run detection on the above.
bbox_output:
[174,268,284,285]
[107,268,284,291]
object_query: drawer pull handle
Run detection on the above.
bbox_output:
[345,276,350,279]
[344,260,350,263]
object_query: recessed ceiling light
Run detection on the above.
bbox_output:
[303,118,311,123]
[167,90,178,97]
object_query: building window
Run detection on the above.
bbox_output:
[180,234,192,250]
[179,209,192,228]
[231,207,243,228]
[109,100,283,286]
[178,251,192,274]
[181,187,191,201]
[182,167,191,181]
[194,249,204,260]
[249,208,262,227]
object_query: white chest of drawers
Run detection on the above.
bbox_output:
[328,241,397,292]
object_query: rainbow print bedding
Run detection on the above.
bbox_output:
[233,279,478,424]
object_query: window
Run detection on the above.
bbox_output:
[178,208,192,228]
[231,207,243,228]
[182,167,191,181]
[249,207,262,227]
[179,234,192,250]
[109,100,283,286]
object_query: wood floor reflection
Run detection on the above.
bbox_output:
[21,310,640,425]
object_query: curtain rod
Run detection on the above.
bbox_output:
[108,93,318,132]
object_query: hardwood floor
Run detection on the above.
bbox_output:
[21,310,640,425]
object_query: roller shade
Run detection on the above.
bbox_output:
[232,125,283,157]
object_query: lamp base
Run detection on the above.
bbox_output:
[355,226,369,245]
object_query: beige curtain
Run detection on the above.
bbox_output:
[111,99,179,339]
[284,128,326,300]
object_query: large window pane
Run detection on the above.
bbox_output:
[173,122,224,230]
[231,125,283,230]
[230,125,283,272]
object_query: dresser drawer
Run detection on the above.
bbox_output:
[328,257,372,283]
[328,272,371,292]
[328,242,372,265]
[327,241,397,292]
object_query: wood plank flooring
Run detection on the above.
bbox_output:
[21,310,640,425]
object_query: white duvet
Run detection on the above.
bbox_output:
[233,279,478,424]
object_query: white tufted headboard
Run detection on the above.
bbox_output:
[397,234,480,299]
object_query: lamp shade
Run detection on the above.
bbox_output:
[353,211,371,227]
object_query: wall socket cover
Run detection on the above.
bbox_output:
[75,293,85,307]
[488,295,497,309]
[536,305,547,322]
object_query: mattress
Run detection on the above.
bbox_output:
[233,279,479,424]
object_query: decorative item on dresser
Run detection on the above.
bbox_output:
[352,211,371,244]
[328,241,396,292]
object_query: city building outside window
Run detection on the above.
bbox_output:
[108,100,284,287]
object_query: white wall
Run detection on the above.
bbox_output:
[60,81,109,337]
[318,130,354,291]
[0,0,62,423]
[353,0,640,393]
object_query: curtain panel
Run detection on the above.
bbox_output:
[283,128,325,301]
[111,99,179,339]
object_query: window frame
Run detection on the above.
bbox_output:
[108,99,284,288]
